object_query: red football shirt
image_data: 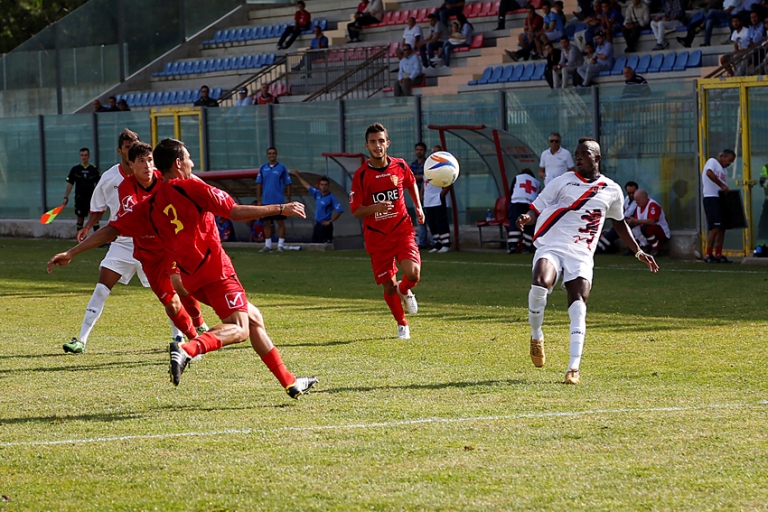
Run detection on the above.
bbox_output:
[116,170,165,265]
[111,177,237,294]
[295,10,311,27]
[349,156,415,254]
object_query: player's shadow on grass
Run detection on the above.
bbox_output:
[318,378,526,395]
[0,360,164,376]
[0,411,142,426]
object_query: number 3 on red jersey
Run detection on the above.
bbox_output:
[163,204,184,234]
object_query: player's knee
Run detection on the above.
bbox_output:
[382,280,398,295]
[248,303,265,328]
[164,298,182,316]
[405,267,421,283]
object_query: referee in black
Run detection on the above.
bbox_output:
[62,148,101,233]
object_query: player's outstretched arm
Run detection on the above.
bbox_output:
[48,225,119,274]
[516,210,538,231]
[612,219,659,273]
[77,211,105,242]
[229,202,306,222]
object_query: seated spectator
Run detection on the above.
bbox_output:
[437,0,466,27]
[720,15,750,76]
[627,189,670,256]
[574,0,597,20]
[650,0,685,50]
[536,2,565,56]
[106,96,121,112]
[747,11,766,68]
[277,0,311,50]
[311,26,329,49]
[193,85,218,107]
[255,83,279,104]
[234,89,253,106]
[293,25,329,71]
[117,99,131,111]
[543,41,563,88]
[597,181,638,252]
[291,170,344,243]
[576,30,614,86]
[393,44,423,96]
[552,36,584,88]
[400,16,423,58]
[92,99,107,112]
[575,0,603,49]
[506,5,545,61]
[417,13,450,68]
[621,66,652,97]
[248,217,265,243]
[553,1,567,26]
[432,14,473,67]
[216,216,237,242]
[347,0,383,42]
[677,0,739,48]
[623,0,651,52]
[497,0,523,30]
[597,0,624,42]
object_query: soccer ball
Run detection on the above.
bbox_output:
[424,151,460,188]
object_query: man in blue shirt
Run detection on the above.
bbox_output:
[292,170,344,243]
[576,30,613,86]
[411,142,433,249]
[256,147,292,252]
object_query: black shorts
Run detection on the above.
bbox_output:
[74,200,90,218]
[262,214,287,222]
[703,196,724,230]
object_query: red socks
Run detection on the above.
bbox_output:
[384,291,407,326]
[181,332,222,358]
[398,275,418,295]
[261,347,295,388]
[715,245,723,258]
[180,295,204,328]
[168,309,196,340]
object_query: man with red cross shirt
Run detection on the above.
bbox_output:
[507,168,540,254]
[350,123,425,340]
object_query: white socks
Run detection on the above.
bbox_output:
[170,318,184,341]
[568,300,587,371]
[528,285,548,340]
[265,239,273,249]
[278,237,285,248]
[79,283,110,345]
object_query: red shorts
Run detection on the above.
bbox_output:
[369,235,421,285]
[142,256,178,306]
[191,274,249,319]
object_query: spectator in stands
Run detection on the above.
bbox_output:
[621,66,652,97]
[291,170,344,243]
[216,216,237,242]
[311,25,329,50]
[411,142,433,249]
[194,85,219,107]
[553,1,568,27]
[627,189,670,256]
[753,0,768,21]
[576,30,614,86]
[347,0,383,42]
[507,168,539,253]
[417,13,450,68]
[574,0,603,48]
[543,42,563,88]
[400,16,423,58]
[437,0,466,27]
[598,0,624,42]
[677,0,739,48]
[394,44,423,96]
[106,96,120,112]
[234,89,253,106]
[432,14,473,67]
[650,0,685,50]
[537,2,565,57]
[720,15,750,75]
[574,0,597,20]
[597,180,639,253]
[255,83,279,104]
[747,10,765,46]
[623,0,651,52]
[277,0,311,50]
[553,36,584,88]
[256,147,292,252]
[92,99,107,112]
[506,5,545,60]
[117,99,131,111]
[497,0,522,30]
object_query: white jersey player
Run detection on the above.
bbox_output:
[517,137,658,385]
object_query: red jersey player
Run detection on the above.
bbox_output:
[350,123,425,340]
[119,142,209,342]
[49,138,317,399]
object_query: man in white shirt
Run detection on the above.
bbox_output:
[234,89,253,106]
[517,137,658,385]
[423,173,451,253]
[393,44,423,97]
[506,168,540,253]
[701,149,736,263]
[401,17,423,54]
[720,15,750,76]
[627,189,670,256]
[539,132,575,186]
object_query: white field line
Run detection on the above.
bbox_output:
[1,401,765,448]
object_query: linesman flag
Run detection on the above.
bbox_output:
[39,205,65,224]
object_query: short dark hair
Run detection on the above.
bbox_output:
[128,141,153,162]
[318,176,330,184]
[365,123,388,141]
[108,96,117,101]
[297,0,305,6]
[526,4,535,9]
[79,147,90,153]
[267,147,277,154]
[594,30,606,37]
[427,12,437,18]
[153,138,187,174]
[560,35,569,41]
[200,84,210,92]
[415,142,427,150]
[541,0,551,6]
[731,14,742,21]
[721,149,736,157]
[521,168,535,177]
[118,128,140,148]
[625,180,639,189]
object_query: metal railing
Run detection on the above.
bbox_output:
[296,46,391,102]
[215,56,287,107]
[705,37,768,79]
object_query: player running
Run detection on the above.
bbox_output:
[350,123,425,340]
[49,138,317,399]
[516,137,658,385]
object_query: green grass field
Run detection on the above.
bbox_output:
[1,239,767,511]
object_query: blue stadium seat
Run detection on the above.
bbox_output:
[168,62,180,75]
[178,61,190,75]
[222,29,234,44]
[486,66,504,84]
[640,28,652,35]
[212,30,225,44]
[687,49,702,68]
[519,63,535,81]
[186,90,198,103]
[191,60,202,74]
[222,57,233,71]
[233,56,245,70]
[278,23,288,35]
[529,62,546,81]
[243,27,255,41]
[167,91,177,104]
[233,28,245,42]
[212,58,223,72]
[264,53,276,66]
[319,19,327,30]
[124,93,135,106]
[469,66,493,85]
[266,25,276,38]
[659,52,676,72]
[256,26,267,39]
[251,54,263,67]
[647,53,664,73]
[211,87,222,100]
[672,50,689,71]
[635,53,652,74]
[243,55,255,68]
[609,56,626,75]
[153,62,172,77]
[508,64,525,82]
[499,64,515,82]
[159,91,170,105]
[146,92,157,106]
[626,55,639,70]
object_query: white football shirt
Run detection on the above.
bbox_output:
[531,172,624,257]
[89,163,134,247]
[702,157,727,198]
[423,181,443,208]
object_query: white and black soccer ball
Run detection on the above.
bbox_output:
[424,151,460,188]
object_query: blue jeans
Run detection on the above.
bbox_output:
[418,222,433,247]
[704,10,729,45]
[419,41,444,67]
[441,41,469,66]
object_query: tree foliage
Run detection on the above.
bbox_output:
[0,0,89,54]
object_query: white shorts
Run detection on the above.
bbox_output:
[100,236,149,287]
[533,246,593,293]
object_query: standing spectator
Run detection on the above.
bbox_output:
[621,66,651,97]
[347,0,383,42]
[291,170,344,243]
[256,147,292,253]
[277,0,311,50]
[423,176,451,253]
[117,99,131,111]
[433,14,474,67]
[255,83,279,104]
[62,147,101,234]
[539,132,575,186]
[193,85,218,107]
[400,16,423,57]
[627,189,670,256]
[105,96,120,112]
[543,42,562,89]
[576,30,614,87]
[437,0,466,27]
[410,142,433,249]
[507,168,540,254]
[552,36,584,88]
[394,44,423,96]
[536,1,565,57]
[597,181,639,253]
[676,0,733,48]
[758,162,768,240]
[506,5,544,61]
[720,15,750,76]
[92,99,107,112]
[623,0,651,52]
[417,13,450,68]
[702,150,736,263]
[216,216,237,242]
[497,0,522,30]
[234,89,253,106]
